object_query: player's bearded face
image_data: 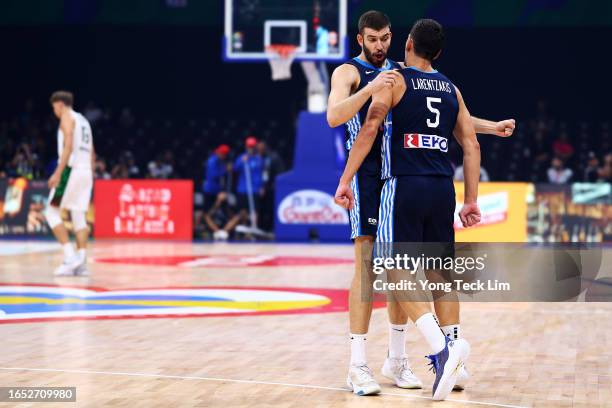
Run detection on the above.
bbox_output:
[361,28,391,67]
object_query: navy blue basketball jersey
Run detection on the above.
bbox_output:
[382,67,459,178]
[343,57,401,175]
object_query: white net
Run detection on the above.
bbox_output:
[266,45,296,81]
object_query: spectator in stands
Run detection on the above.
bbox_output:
[111,160,129,178]
[547,157,573,184]
[583,152,600,182]
[454,164,490,182]
[161,150,175,177]
[123,150,140,178]
[147,153,173,179]
[203,144,231,210]
[600,153,612,182]
[234,136,263,224]
[257,140,285,231]
[110,151,139,179]
[95,157,111,179]
[9,143,36,179]
[147,156,163,178]
[552,131,575,161]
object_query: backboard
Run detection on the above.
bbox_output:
[224,0,347,62]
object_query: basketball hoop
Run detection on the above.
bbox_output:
[266,44,297,81]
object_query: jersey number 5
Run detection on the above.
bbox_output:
[426,97,441,128]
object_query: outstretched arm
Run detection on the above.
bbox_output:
[454,86,481,228]
[327,64,401,128]
[472,116,516,137]
[334,87,393,209]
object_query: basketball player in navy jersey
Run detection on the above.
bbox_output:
[335,18,482,400]
[327,10,514,396]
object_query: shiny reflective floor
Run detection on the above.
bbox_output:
[0,241,611,407]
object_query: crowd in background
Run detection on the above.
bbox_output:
[1,98,610,239]
[0,98,287,240]
[195,136,285,240]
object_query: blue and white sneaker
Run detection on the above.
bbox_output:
[427,337,470,401]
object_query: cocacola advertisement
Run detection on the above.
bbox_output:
[94,180,193,240]
[277,189,349,225]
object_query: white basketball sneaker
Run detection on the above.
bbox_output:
[346,365,381,396]
[381,357,423,389]
[74,262,90,277]
[453,363,469,391]
[53,257,79,276]
[70,251,89,277]
[53,262,75,276]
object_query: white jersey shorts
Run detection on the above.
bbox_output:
[48,167,93,212]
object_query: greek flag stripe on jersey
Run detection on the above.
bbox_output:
[345,113,361,150]
[381,110,392,179]
[377,177,397,244]
[349,172,361,238]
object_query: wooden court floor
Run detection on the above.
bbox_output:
[0,241,611,407]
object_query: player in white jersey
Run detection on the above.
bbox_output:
[46,91,94,276]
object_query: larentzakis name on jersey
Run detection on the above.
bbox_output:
[410,78,453,93]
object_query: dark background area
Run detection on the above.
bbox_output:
[1,0,611,187]
[1,25,610,121]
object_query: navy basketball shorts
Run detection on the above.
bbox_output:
[348,171,384,239]
[377,175,456,244]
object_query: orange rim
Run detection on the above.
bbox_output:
[266,44,297,58]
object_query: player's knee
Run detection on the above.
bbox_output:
[44,205,63,229]
[354,235,374,245]
[387,300,409,324]
[70,210,88,232]
[354,235,374,253]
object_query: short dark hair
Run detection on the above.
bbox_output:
[358,10,391,34]
[409,19,445,62]
[49,90,74,106]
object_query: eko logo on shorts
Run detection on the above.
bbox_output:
[404,134,448,152]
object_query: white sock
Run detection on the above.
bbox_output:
[350,333,367,366]
[62,243,76,262]
[415,313,446,354]
[441,324,460,341]
[78,248,87,262]
[388,323,407,359]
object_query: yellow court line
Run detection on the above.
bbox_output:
[0,296,330,311]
